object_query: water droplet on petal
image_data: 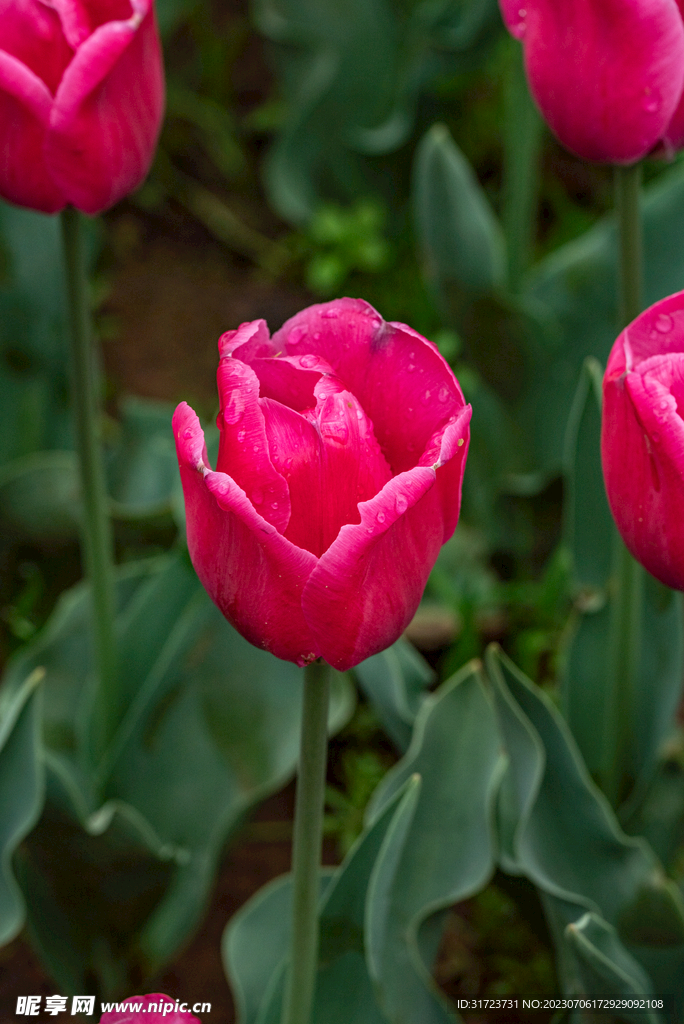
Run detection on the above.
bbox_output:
[321,308,339,319]
[660,399,670,410]
[409,351,415,360]
[642,91,660,114]
[655,312,673,333]
[313,331,321,341]
[271,501,278,510]
[395,494,408,515]
[376,510,386,523]
[438,386,449,403]
[284,457,293,469]
[237,429,246,442]
[421,389,432,405]
[253,444,260,452]
[182,428,193,440]
[288,326,306,346]
[300,353,318,368]
[252,488,264,505]
[407,364,416,373]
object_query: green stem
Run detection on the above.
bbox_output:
[281,660,331,1024]
[503,39,543,292]
[601,164,644,804]
[61,207,118,761]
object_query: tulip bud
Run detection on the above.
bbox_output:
[499,0,684,163]
[602,291,684,589]
[174,299,471,671]
[0,0,164,214]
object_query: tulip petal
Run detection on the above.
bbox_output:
[301,409,470,671]
[0,51,65,212]
[301,468,443,671]
[0,0,73,93]
[260,384,392,557]
[626,355,684,477]
[521,0,684,163]
[249,354,331,411]
[273,299,467,474]
[216,355,291,533]
[173,402,320,666]
[46,0,163,214]
[218,318,273,362]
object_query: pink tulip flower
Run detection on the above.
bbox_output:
[0,0,164,214]
[499,0,684,163]
[99,994,201,1023]
[173,299,471,671]
[602,291,684,590]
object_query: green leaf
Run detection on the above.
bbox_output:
[257,0,500,223]
[564,912,659,1021]
[354,638,434,750]
[107,397,180,520]
[486,646,684,1008]
[0,669,44,945]
[365,662,504,1024]
[3,552,354,993]
[224,779,418,1024]
[413,124,506,293]
[0,451,80,541]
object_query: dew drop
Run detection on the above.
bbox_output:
[271,501,279,510]
[253,444,260,452]
[655,312,673,334]
[321,308,339,319]
[438,386,449,403]
[395,494,408,515]
[642,91,660,114]
[182,428,193,440]
[407,364,416,373]
[421,389,432,405]
[660,399,670,411]
[409,351,415,360]
[284,457,293,469]
[300,353,318,368]
[407,407,413,413]
[313,331,321,341]
[288,325,306,346]
[237,429,246,442]
[376,510,386,524]
[252,488,264,505]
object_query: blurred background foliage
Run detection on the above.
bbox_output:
[3,0,684,1015]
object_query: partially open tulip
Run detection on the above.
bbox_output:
[173,299,471,671]
[499,0,684,163]
[0,0,164,214]
[602,291,684,590]
[100,994,201,1022]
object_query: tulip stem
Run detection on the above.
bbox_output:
[503,38,543,292]
[615,163,643,325]
[281,659,331,1024]
[601,164,645,805]
[61,206,118,762]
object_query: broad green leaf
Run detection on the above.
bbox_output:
[0,669,44,945]
[487,646,684,1008]
[224,780,418,1024]
[257,0,500,223]
[107,397,179,520]
[3,552,354,993]
[564,912,659,1021]
[354,638,434,751]
[561,358,684,796]
[365,662,504,1024]
[414,124,506,293]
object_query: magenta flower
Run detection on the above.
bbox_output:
[173,299,471,671]
[499,0,684,163]
[0,0,164,214]
[99,994,201,1023]
[602,291,684,590]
